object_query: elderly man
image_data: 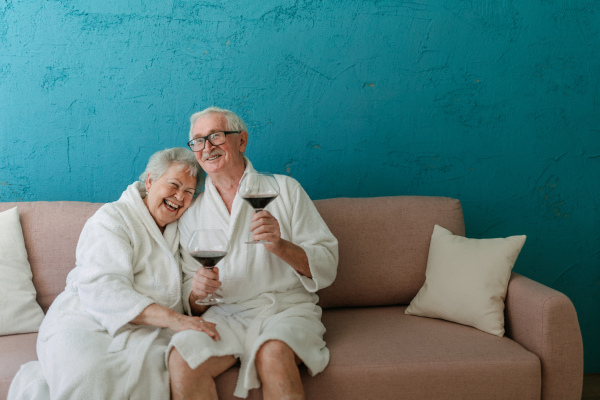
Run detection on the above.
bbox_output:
[171,107,338,399]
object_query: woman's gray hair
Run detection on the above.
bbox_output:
[188,106,248,139]
[139,147,204,195]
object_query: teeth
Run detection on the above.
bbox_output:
[164,200,180,210]
[204,152,223,161]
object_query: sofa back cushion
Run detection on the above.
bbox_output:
[0,202,102,313]
[314,196,464,309]
[0,196,463,312]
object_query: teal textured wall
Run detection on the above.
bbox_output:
[1,1,599,371]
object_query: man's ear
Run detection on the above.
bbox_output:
[238,130,249,153]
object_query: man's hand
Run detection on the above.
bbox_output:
[250,210,283,249]
[250,211,312,278]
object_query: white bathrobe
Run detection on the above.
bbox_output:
[8,182,193,400]
[174,159,338,398]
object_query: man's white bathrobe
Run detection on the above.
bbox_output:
[174,159,338,398]
[9,182,196,400]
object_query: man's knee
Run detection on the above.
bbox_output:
[256,340,297,371]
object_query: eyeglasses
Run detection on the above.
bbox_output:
[187,131,240,152]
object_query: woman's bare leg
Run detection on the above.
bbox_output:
[168,347,237,400]
[255,340,304,400]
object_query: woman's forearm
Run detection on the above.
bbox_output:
[131,303,221,339]
[130,303,178,329]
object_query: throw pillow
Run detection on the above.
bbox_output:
[0,207,45,335]
[405,224,526,336]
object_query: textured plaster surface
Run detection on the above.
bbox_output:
[1,1,599,371]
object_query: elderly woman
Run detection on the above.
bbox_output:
[8,148,218,400]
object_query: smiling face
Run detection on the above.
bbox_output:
[190,112,247,179]
[144,163,197,231]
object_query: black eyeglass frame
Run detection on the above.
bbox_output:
[187,131,241,152]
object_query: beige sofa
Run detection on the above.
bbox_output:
[0,196,584,399]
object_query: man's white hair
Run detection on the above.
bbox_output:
[188,107,248,140]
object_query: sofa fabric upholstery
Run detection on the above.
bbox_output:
[0,202,102,313]
[0,197,583,400]
[315,196,464,308]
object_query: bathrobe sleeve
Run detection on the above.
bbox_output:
[285,179,338,292]
[180,247,198,316]
[73,208,156,336]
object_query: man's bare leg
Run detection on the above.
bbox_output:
[255,340,304,400]
[169,347,237,400]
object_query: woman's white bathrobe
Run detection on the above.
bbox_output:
[9,182,195,400]
[174,159,338,398]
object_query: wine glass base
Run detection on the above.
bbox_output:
[195,297,222,305]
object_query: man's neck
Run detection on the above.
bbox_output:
[209,162,246,214]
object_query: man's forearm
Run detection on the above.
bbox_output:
[267,239,312,278]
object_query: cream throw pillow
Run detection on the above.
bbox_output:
[0,207,45,335]
[405,225,526,336]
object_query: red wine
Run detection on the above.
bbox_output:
[242,194,278,210]
[190,251,227,268]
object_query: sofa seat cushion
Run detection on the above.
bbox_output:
[0,308,542,400]
[212,305,542,400]
[0,332,38,399]
[314,306,541,400]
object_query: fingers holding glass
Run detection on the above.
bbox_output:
[187,230,230,305]
[238,172,280,244]
[192,266,222,300]
[249,211,281,244]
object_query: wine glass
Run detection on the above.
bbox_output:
[187,229,230,305]
[238,171,280,244]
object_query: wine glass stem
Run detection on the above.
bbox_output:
[204,266,214,298]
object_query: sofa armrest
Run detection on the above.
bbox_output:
[504,272,583,400]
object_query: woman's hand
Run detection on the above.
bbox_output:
[189,266,222,315]
[130,303,220,341]
[191,265,222,299]
[169,313,220,341]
